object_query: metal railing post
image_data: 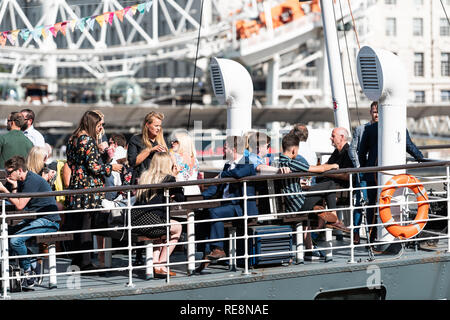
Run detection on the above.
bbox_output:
[126,191,134,288]
[243,181,249,275]
[1,199,10,299]
[165,188,170,283]
[447,166,450,253]
[349,173,355,263]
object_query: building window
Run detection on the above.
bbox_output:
[440,18,450,36]
[385,0,396,4]
[414,91,425,103]
[441,90,450,102]
[386,18,397,36]
[413,18,423,36]
[442,53,450,76]
[414,53,424,77]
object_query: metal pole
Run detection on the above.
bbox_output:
[319,0,351,132]
[349,173,355,263]
[243,181,250,275]
[447,166,450,253]
[165,188,170,283]
[1,199,10,299]
[126,191,134,288]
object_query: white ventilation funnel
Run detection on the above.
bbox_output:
[210,57,253,136]
[357,46,408,106]
[357,46,408,243]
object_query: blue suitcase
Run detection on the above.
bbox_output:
[248,225,293,267]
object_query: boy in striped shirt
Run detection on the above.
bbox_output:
[279,134,350,250]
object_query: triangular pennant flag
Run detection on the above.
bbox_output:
[137,3,146,14]
[103,12,113,26]
[107,12,114,25]
[50,27,58,37]
[19,29,30,41]
[115,9,124,22]
[60,22,67,36]
[49,26,57,37]
[11,30,20,43]
[124,6,131,16]
[146,0,153,12]
[76,18,87,32]
[0,33,7,47]
[54,22,62,35]
[131,5,138,15]
[70,19,77,32]
[87,16,96,30]
[32,27,43,41]
[42,26,49,39]
[96,14,105,27]
[6,32,14,45]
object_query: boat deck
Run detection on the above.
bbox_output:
[11,234,450,300]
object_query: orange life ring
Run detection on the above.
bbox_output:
[379,174,429,239]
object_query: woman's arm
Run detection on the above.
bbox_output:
[62,162,71,188]
[83,136,113,176]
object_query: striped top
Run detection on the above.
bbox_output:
[278,154,310,212]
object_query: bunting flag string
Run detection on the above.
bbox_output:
[0,0,153,48]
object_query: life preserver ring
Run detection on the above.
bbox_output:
[379,174,429,239]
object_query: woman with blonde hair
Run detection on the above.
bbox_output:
[128,111,168,184]
[132,152,183,278]
[26,146,48,175]
[169,130,200,195]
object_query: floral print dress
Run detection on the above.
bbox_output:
[173,152,200,195]
[65,134,112,210]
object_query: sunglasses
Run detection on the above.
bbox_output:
[6,168,17,176]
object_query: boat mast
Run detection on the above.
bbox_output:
[317,0,351,132]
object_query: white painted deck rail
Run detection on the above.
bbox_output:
[0,160,449,298]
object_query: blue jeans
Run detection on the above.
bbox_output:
[104,174,117,200]
[9,218,60,271]
[115,195,136,208]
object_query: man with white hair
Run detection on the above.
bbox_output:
[316,127,354,186]
[315,127,355,241]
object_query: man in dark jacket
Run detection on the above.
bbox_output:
[358,105,424,242]
[201,135,257,262]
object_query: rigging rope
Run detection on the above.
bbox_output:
[347,0,360,50]
[442,0,450,27]
[186,0,205,131]
[338,0,361,127]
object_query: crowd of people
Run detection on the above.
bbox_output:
[0,102,425,287]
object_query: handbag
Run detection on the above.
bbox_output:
[130,207,168,238]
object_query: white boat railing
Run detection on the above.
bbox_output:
[0,160,449,298]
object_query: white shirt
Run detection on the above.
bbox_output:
[23,124,46,147]
[298,141,318,166]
